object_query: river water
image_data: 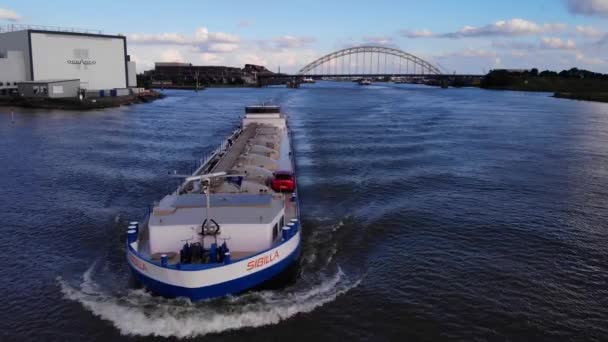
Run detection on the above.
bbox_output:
[1,82,608,341]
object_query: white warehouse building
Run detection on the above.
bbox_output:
[0,26,137,95]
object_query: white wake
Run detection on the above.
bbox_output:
[58,261,359,338]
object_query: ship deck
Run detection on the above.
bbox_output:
[135,116,298,263]
[211,123,258,173]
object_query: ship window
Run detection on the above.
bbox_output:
[245,106,280,114]
[273,223,278,241]
[280,215,285,229]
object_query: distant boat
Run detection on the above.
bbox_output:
[302,77,315,84]
[358,79,372,86]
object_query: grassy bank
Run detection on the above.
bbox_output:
[481,76,608,93]
[480,69,608,101]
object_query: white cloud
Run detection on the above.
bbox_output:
[128,27,240,53]
[430,48,502,74]
[400,29,434,38]
[492,40,536,50]
[435,48,497,58]
[0,7,20,21]
[463,48,497,58]
[199,52,221,65]
[541,37,577,50]
[511,50,527,57]
[207,43,239,52]
[567,0,608,17]
[160,49,185,63]
[361,36,396,47]
[208,31,240,44]
[129,32,199,45]
[240,53,267,66]
[576,25,604,37]
[493,37,576,51]
[271,35,316,49]
[575,52,605,65]
[404,18,566,39]
[126,25,322,73]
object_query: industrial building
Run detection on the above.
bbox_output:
[142,63,273,87]
[0,25,137,97]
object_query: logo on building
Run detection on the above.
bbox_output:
[67,48,96,66]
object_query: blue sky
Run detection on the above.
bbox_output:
[2,0,608,73]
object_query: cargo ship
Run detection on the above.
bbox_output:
[126,104,301,301]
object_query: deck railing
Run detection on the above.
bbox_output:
[0,24,106,35]
[173,127,243,194]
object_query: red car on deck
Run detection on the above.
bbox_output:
[271,171,296,192]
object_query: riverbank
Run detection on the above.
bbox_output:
[481,77,608,93]
[480,69,608,104]
[554,92,608,103]
[0,90,164,110]
[152,85,206,90]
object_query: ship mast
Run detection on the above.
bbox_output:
[184,172,245,236]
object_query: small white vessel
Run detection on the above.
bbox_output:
[302,77,316,84]
[126,104,301,301]
[358,79,372,86]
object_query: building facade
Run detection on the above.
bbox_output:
[0,26,136,91]
[0,50,26,95]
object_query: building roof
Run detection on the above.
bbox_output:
[18,79,79,84]
[155,62,192,67]
[1,25,126,40]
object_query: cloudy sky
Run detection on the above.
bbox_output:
[2,0,608,73]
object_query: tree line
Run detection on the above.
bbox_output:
[487,68,608,80]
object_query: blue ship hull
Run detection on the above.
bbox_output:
[129,244,301,301]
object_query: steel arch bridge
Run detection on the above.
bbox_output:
[298,46,443,76]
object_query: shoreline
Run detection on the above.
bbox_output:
[480,86,608,104]
[151,84,260,90]
[553,92,608,103]
[0,90,164,110]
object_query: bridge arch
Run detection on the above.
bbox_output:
[298,46,443,76]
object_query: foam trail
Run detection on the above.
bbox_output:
[58,265,360,338]
[80,261,100,295]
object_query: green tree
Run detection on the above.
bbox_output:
[530,68,538,77]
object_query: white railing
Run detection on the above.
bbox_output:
[174,127,243,194]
